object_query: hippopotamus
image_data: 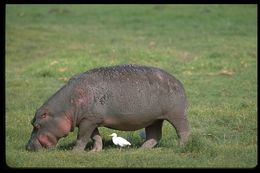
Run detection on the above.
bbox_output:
[26,64,191,152]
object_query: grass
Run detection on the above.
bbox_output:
[5,4,257,168]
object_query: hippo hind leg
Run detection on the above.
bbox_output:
[166,111,191,146]
[141,120,163,148]
[90,128,103,152]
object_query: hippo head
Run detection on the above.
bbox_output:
[26,106,72,151]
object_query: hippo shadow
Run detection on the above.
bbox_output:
[57,141,76,151]
[57,139,143,151]
[56,139,119,151]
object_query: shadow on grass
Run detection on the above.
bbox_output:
[57,139,144,151]
[57,141,75,151]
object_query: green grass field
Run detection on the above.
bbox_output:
[6,5,257,168]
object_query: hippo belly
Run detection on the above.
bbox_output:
[94,79,166,130]
[102,113,160,131]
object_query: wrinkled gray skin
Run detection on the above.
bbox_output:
[26,64,191,152]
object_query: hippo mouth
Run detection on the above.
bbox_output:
[26,133,58,151]
[37,133,58,149]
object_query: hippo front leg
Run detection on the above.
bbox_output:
[90,128,103,152]
[73,120,97,151]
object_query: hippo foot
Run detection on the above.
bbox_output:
[141,139,158,148]
[73,146,85,151]
[73,142,86,151]
[89,147,102,153]
[179,131,191,147]
[89,144,102,152]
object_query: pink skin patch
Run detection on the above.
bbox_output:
[57,115,72,135]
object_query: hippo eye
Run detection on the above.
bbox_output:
[34,123,41,129]
[41,113,47,118]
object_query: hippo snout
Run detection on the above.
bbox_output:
[26,138,42,152]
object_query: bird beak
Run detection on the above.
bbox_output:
[109,134,113,136]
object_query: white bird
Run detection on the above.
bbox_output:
[109,133,131,150]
